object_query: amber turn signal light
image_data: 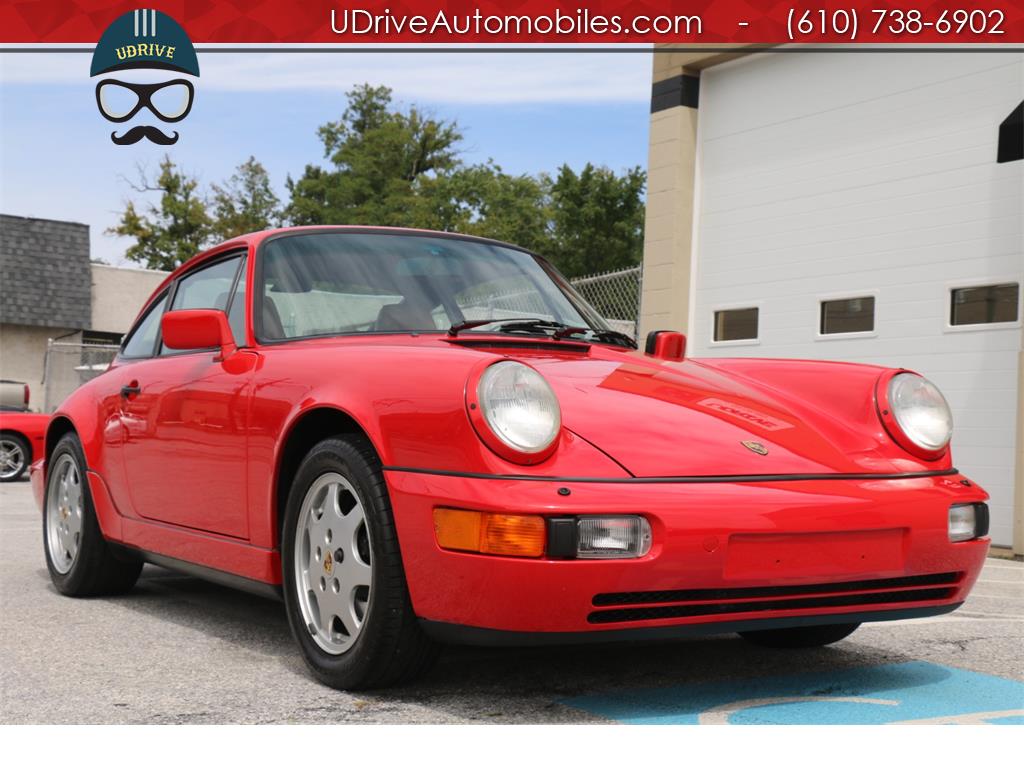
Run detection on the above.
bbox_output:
[433,508,546,558]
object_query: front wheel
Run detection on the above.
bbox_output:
[739,622,861,648]
[43,434,142,596]
[281,435,437,690]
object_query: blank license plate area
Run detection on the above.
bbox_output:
[724,529,906,581]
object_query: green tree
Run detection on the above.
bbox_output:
[111,89,648,281]
[285,84,463,226]
[439,162,553,254]
[547,163,646,277]
[210,157,281,240]
[108,156,212,271]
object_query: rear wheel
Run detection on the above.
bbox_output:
[43,434,142,596]
[0,432,29,482]
[739,622,861,648]
[281,435,437,690]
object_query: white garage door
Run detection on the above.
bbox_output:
[691,51,1023,546]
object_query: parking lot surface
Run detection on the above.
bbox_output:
[2,479,1022,724]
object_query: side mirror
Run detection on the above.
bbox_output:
[644,330,686,362]
[161,309,236,359]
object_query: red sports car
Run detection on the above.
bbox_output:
[33,227,989,690]
[1,410,48,482]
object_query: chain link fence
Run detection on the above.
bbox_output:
[570,265,642,339]
[42,341,119,413]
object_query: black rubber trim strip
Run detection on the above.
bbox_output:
[974,502,991,538]
[651,73,700,112]
[593,572,962,607]
[588,587,954,624]
[382,466,959,484]
[997,100,1023,163]
[419,603,962,647]
[109,543,283,602]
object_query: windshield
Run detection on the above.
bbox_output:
[257,232,613,342]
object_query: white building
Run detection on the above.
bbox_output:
[641,49,1023,553]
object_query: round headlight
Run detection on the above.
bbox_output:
[887,373,952,452]
[477,361,561,455]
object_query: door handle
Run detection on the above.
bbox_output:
[120,383,141,398]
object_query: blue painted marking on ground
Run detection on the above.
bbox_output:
[562,662,1024,724]
[988,715,1024,725]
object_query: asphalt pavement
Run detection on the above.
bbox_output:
[2,478,1022,724]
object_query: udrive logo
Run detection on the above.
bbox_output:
[90,9,200,145]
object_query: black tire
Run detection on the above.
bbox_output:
[739,622,861,648]
[43,433,142,596]
[281,435,438,690]
[0,431,30,482]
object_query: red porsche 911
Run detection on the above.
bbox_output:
[1,410,47,482]
[33,227,989,690]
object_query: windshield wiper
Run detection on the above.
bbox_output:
[447,318,562,337]
[447,318,636,349]
[584,329,637,349]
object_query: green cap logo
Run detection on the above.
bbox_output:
[91,10,199,145]
[90,9,199,77]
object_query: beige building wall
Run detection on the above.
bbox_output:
[91,263,167,334]
[0,323,78,411]
[639,47,751,340]
[640,106,698,338]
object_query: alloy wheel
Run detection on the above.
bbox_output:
[46,453,83,574]
[0,439,25,481]
[293,472,373,655]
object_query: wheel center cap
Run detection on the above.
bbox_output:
[323,550,333,575]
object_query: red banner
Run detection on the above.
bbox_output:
[2,0,1024,43]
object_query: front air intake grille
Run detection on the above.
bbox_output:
[588,572,962,625]
[593,572,961,606]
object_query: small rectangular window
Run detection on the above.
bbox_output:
[713,307,758,342]
[820,296,875,335]
[950,283,1020,326]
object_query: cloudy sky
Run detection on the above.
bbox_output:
[0,48,653,266]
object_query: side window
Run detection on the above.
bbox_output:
[121,291,169,359]
[171,255,242,312]
[161,255,243,354]
[226,256,248,346]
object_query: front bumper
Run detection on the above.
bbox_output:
[385,469,989,640]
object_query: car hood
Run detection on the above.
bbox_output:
[526,352,920,478]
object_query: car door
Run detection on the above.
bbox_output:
[119,252,256,539]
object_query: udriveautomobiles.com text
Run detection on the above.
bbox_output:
[330,8,703,36]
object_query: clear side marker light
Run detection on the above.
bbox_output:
[948,504,978,542]
[577,516,652,559]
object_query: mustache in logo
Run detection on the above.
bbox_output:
[111,125,179,145]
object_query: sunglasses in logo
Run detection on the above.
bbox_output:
[95,79,195,123]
